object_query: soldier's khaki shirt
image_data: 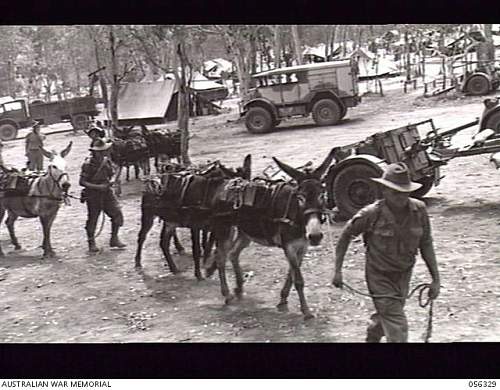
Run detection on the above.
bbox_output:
[341,198,433,273]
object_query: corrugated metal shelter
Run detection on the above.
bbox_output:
[117,79,178,120]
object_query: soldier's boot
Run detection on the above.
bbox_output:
[366,314,384,343]
[88,238,100,253]
[110,224,127,249]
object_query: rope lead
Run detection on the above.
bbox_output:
[341,281,435,343]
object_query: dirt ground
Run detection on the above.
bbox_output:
[0,84,499,343]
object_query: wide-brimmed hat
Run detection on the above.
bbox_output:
[371,162,422,193]
[29,119,41,128]
[85,126,105,137]
[89,138,112,151]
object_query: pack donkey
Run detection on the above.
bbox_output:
[135,156,251,280]
[0,142,72,258]
[210,149,335,320]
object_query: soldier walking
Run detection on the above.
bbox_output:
[333,163,440,342]
[79,138,126,253]
[25,121,46,171]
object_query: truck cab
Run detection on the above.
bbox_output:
[241,60,361,134]
[0,99,31,140]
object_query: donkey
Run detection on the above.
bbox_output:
[210,149,335,320]
[135,156,251,281]
[0,142,72,258]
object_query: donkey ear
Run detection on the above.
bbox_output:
[40,146,53,159]
[218,164,237,178]
[242,154,252,179]
[312,148,336,179]
[61,141,73,158]
[273,157,305,181]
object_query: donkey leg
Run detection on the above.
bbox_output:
[172,229,185,255]
[214,226,234,304]
[5,211,21,250]
[135,210,155,268]
[0,205,6,257]
[190,228,203,281]
[284,240,313,320]
[159,223,179,274]
[227,233,250,299]
[277,269,293,312]
[40,213,58,258]
[203,230,218,277]
[134,163,140,180]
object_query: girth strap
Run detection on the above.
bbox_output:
[179,175,194,205]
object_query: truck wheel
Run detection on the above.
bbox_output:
[466,75,490,96]
[332,164,381,219]
[484,110,500,134]
[71,114,89,131]
[312,99,341,126]
[0,123,18,141]
[411,175,434,199]
[245,107,274,134]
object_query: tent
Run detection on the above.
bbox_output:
[117,79,178,121]
[349,48,400,79]
[190,72,228,102]
[203,58,233,79]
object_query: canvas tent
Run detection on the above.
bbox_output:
[350,48,400,79]
[190,72,228,102]
[97,77,223,126]
[117,79,178,121]
[203,58,233,79]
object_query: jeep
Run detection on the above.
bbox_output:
[240,59,361,134]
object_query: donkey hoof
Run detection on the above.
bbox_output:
[277,303,289,312]
[303,312,315,321]
[0,252,5,258]
[224,294,235,305]
[195,274,205,281]
[234,288,243,299]
[134,262,142,269]
[43,252,56,259]
[14,245,22,251]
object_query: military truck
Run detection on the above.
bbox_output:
[0,96,100,141]
[240,60,361,134]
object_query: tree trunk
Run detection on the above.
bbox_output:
[176,41,191,166]
[249,34,257,74]
[109,26,119,130]
[342,25,348,56]
[482,24,495,62]
[328,25,337,59]
[291,25,302,65]
[272,25,281,68]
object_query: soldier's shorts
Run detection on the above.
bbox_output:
[365,261,413,343]
[85,189,124,235]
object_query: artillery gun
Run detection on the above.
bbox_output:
[323,99,500,219]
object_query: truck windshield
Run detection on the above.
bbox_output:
[3,101,23,111]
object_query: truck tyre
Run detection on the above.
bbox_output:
[0,123,18,141]
[312,99,341,126]
[466,75,490,96]
[332,164,381,219]
[484,110,500,134]
[71,114,89,131]
[411,175,434,199]
[245,107,274,134]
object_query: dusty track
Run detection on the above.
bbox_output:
[0,87,499,342]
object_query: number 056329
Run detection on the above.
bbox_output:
[468,381,497,388]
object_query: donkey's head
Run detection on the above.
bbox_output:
[204,154,252,180]
[40,141,72,194]
[273,149,335,246]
